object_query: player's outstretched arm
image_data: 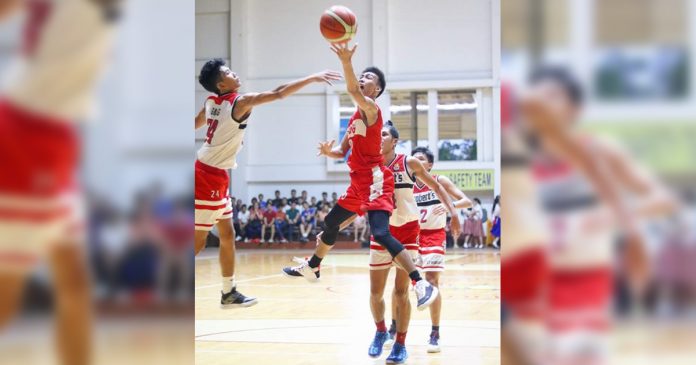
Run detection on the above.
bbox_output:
[317,131,351,159]
[0,0,20,22]
[330,42,378,125]
[521,90,649,293]
[438,175,473,209]
[594,138,679,218]
[408,157,461,237]
[235,70,341,115]
[194,107,206,130]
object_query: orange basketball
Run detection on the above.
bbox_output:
[319,5,357,43]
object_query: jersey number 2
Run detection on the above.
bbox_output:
[206,119,219,144]
[419,209,428,223]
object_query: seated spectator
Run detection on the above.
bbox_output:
[331,192,338,206]
[317,192,329,209]
[274,205,288,243]
[236,204,249,241]
[258,194,266,209]
[299,202,316,243]
[310,196,318,209]
[272,190,283,208]
[245,203,263,242]
[316,204,329,232]
[286,201,301,241]
[288,189,299,205]
[300,190,308,204]
[261,204,276,243]
[353,214,367,242]
[280,198,289,212]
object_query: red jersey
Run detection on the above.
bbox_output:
[346,106,384,171]
[263,209,276,223]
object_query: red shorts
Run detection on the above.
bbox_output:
[417,229,446,272]
[548,267,612,331]
[0,100,82,270]
[369,220,419,270]
[337,166,394,216]
[194,160,232,231]
[501,247,548,319]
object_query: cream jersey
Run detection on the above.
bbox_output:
[413,175,446,230]
[386,153,419,227]
[533,157,614,269]
[2,0,119,121]
[196,92,250,170]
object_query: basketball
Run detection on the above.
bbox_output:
[319,5,357,43]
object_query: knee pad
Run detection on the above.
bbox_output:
[320,223,340,246]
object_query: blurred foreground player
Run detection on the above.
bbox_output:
[0,1,122,365]
[194,59,340,307]
[509,67,677,364]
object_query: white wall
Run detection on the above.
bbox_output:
[84,0,195,208]
[195,0,500,203]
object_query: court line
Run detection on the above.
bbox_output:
[195,273,284,290]
[195,296,500,303]
[195,323,500,340]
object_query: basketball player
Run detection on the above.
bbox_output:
[0,1,122,365]
[367,125,462,363]
[282,42,447,312]
[382,146,472,353]
[194,58,341,308]
[516,67,676,364]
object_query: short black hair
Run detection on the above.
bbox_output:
[474,198,482,205]
[411,146,434,163]
[529,66,584,106]
[199,58,226,94]
[385,120,399,139]
[362,66,386,98]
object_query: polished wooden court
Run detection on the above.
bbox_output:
[195,248,501,365]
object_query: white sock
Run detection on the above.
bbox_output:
[222,276,235,294]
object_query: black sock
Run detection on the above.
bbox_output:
[432,326,440,332]
[391,319,396,328]
[408,270,422,282]
[308,254,322,268]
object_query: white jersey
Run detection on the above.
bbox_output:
[196,92,250,170]
[533,157,614,269]
[2,0,119,121]
[387,153,419,227]
[413,175,446,231]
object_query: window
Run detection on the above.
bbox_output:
[502,0,569,50]
[594,0,689,100]
[437,90,478,161]
[336,93,355,164]
[389,91,428,154]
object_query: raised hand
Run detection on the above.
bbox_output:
[330,42,358,63]
[311,70,342,85]
[317,140,336,157]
